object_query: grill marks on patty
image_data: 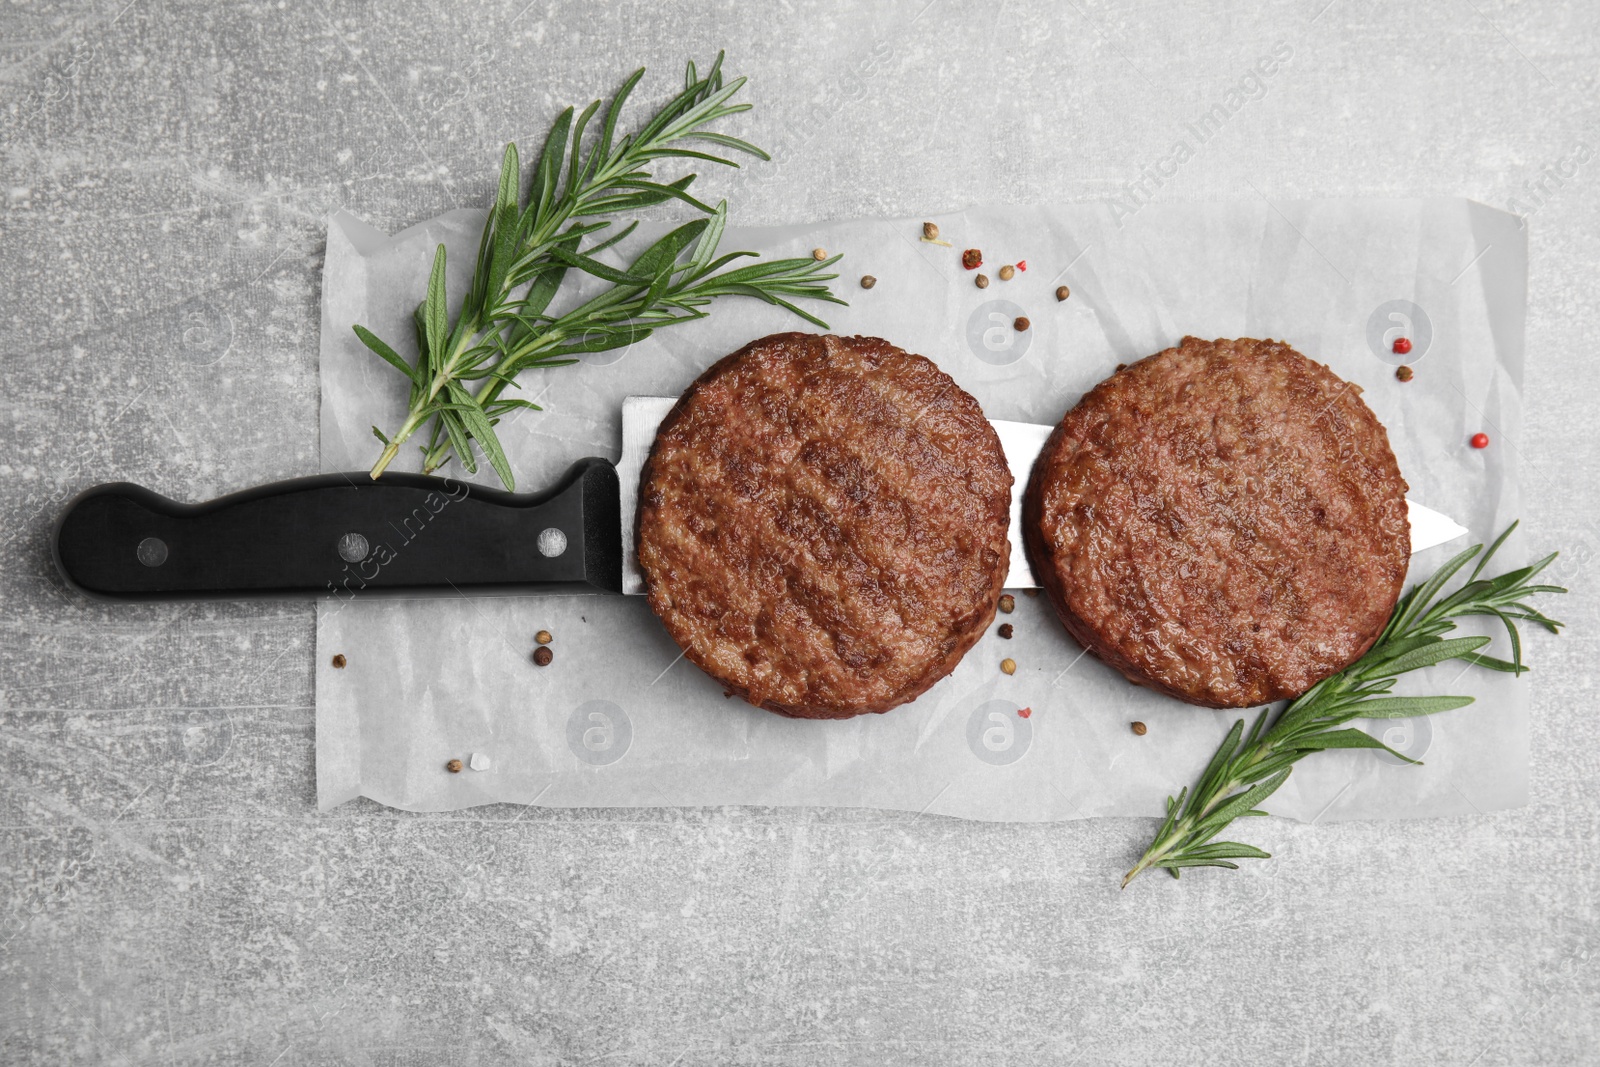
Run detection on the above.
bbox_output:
[638,333,1012,719]
[1025,336,1410,708]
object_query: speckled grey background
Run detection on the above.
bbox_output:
[3,1,1596,1063]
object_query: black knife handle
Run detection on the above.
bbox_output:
[52,458,622,601]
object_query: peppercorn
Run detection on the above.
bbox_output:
[446,758,463,773]
[1395,365,1414,382]
[1000,658,1017,676]
[1131,721,1148,736]
[812,247,828,261]
[998,264,1016,281]
[1014,316,1030,332]
[860,275,877,289]
[535,630,553,645]
[975,273,990,289]
[922,222,940,240]
[1470,432,1490,449]
[962,248,982,270]
[1392,337,1412,355]
[999,594,1015,613]
[532,646,553,666]
[331,654,347,669]
[1055,286,1071,301]
[997,623,1014,639]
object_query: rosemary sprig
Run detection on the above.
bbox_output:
[357,54,846,488]
[1122,522,1565,888]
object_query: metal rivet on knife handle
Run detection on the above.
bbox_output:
[136,537,168,568]
[537,528,568,558]
[337,532,369,563]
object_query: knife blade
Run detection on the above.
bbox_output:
[616,395,1468,596]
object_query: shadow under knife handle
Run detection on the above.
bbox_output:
[52,458,622,601]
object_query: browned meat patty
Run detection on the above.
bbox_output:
[1023,336,1410,708]
[637,333,1012,719]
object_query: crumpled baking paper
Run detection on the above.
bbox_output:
[316,198,1530,821]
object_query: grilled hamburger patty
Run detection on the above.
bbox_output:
[1024,336,1410,708]
[637,333,1012,719]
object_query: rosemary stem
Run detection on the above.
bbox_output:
[370,441,401,480]
[369,407,426,479]
[1121,703,1306,887]
[469,332,556,411]
[1122,775,1241,888]
[370,308,490,478]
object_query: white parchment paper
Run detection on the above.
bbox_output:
[316,198,1529,820]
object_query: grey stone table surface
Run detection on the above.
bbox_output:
[2,0,1596,1063]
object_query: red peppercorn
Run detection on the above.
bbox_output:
[961,248,982,270]
[1392,337,1412,355]
[1016,260,1027,271]
[1470,432,1490,449]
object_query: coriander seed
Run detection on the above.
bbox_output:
[998,264,1016,281]
[331,654,347,669]
[975,273,990,289]
[1056,285,1071,301]
[922,221,940,240]
[535,630,553,645]
[446,758,463,773]
[999,594,1015,613]
[812,247,828,261]
[1131,721,1148,736]
[860,275,877,289]
[1395,365,1414,382]
[1000,658,1017,675]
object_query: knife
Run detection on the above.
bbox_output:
[53,396,1469,601]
